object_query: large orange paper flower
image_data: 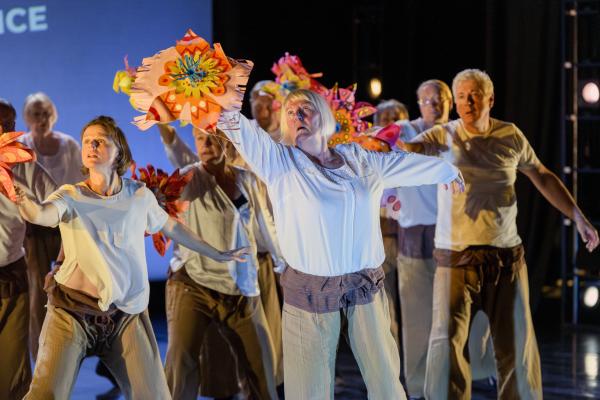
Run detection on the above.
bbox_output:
[127,29,253,131]
[131,163,192,256]
[0,131,35,202]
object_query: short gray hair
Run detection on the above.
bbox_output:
[417,79,453,103]
[279,89,337,145]
[452,69,494,97]
[374,99,408,125]
[23,92,58,126]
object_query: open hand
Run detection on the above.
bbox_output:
[443,171,465,194]
[218,246,251,262]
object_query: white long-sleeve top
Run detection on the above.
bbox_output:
[218,112,460,277]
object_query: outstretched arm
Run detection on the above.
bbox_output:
[157,124,199,169]
[15,185,61,227]
[160,217,249,262]
[521,163,599,251]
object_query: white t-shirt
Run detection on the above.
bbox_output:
[20,131,85,186]
[0,162,56,267]
[391,118,438,227]
[219,112,459,277]
[45,178,169,313]
[414,118,541,251]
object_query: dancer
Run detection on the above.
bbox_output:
[0,99,57,400]
[394,79,495,398]
[218,88,464,399]
[17,115,248,400]
[157,122,284,399]
[401,69,599,399]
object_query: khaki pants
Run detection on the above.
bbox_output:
[165,279,277,400]
[0,257,31,400]
[25,305,170,400]
[398,254,496,397]
[257,253,284,385]
[424,247,542,400]
[282,289,407,400]
[24,224,61,359]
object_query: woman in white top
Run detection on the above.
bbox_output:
[218,89,464,400]
[16,115,248,400]
[20,92,85,359]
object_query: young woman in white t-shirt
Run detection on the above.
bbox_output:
[15,115,248,399]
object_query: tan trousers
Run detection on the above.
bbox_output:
[424,252,542,400]
[24,224,61,359]
[398,254,496,397]
[25,305,170,400]
[257,252,284,385]
[0,257,31,400]
[165,279,277,400]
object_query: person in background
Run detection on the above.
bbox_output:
[0,98,57,400]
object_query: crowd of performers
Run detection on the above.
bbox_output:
[1,42,599,400]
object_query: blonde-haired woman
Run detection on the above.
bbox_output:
[218,89,464,399]
[16,115,248,399]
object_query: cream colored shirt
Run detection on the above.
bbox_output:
[219,112,460,276]
[413,118,541,251]
[20,131,85,186]
[46,178,169,313]
[0,162,56,267]
[162,133,285,296]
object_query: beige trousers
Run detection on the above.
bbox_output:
[25,305,170,400]
[398,254,496,397]
[165,279,277,400]
[424,260,542,399]
[382,235,401,348]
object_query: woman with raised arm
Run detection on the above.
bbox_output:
[16,115,247,400]
[218,89,464,399]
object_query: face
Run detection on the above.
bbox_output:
[193,128,228,165]
[418,84,452,124]
[284,99,322,150]
[251,94,277,131]
[81,125,119,172]
[0,106,15,133]
[26,101,55,136]
[454,79,494,125]
[376,108,407,126]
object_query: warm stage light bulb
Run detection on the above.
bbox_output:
[369,78,382,98]
[582,82,600,104]
[583,286,599,308]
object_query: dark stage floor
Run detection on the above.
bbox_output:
[66,317,600,400]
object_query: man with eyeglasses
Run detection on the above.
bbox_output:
[403,69,599,399]
[391,80,493,399]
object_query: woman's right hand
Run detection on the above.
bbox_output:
[217,246,250,263]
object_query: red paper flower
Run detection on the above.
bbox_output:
[130,163,193,256]
[0,131,36,202]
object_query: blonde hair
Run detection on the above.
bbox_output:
[279,89,337,145]
[417,79,453,103]
[452,69,494,97]
[374,99,409,125]
[23,92,58,127]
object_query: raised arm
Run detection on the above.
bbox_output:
[160,217,249,262]
[362,147,462,190]
[217,111,290,184]
[15,185,61,227]
[521,163,599,251]
[157,124,199,169]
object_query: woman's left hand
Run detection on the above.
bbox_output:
[218,246,251,262]
[443,171,465,194]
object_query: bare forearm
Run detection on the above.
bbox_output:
[533,169,582,220]
[157,124,175,145]
[18,199,59,227]
[161,218,223,261]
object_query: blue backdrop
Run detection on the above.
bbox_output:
[1,0,212,280]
